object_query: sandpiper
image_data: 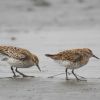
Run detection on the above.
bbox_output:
[0,45,41,77]
[45,48,99,80]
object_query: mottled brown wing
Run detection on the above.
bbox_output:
[0,46,31,60]
[7,51,27,60]
[53,50,82,62]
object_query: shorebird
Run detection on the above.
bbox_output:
[0,45,41,77]
[45,48,99,80]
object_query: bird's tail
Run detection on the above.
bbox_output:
[45,54,57,59]
[45,54,54,57]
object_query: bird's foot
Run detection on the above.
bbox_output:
[22,75,34,78]
[75,75,87,81]
[66,77,70,80]
[13,75,20,78]
[76,78,87,81]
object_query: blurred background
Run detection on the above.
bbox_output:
[0,0,100,30]
[0,0,100,78]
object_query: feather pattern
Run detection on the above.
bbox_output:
[45,48,99,69]
[0,46,33,61]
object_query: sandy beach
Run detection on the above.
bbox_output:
[0,77,100,100]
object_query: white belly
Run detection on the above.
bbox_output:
[55,60,82,69]
[7,58,34,68]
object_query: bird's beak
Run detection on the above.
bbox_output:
[93,55,100,59]
[36,64,41,72]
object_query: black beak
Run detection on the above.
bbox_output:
[93,55,100,59]
[36,64,41,72]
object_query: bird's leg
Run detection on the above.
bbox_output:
[72,70,87,81]
[11,66,17,77]
[65,68,69,80]
[72,69,80,80]
[15,68,28,77]
[75,74,86,79]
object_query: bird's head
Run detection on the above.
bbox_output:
[83,48,99,59]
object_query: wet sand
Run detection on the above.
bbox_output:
[0,77,100,100]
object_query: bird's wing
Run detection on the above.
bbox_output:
[0,46,31,60]
[7,51,27,60]
[53,50,82,62]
